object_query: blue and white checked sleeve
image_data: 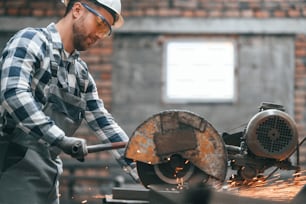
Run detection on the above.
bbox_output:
[83,73,138,181]
[0,28,65,144]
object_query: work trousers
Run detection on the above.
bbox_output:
[0,141,63,204]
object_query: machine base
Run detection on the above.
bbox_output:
[103,184,306,204]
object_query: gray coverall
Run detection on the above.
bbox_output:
[0,28,85,204]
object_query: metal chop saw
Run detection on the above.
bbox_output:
[107,105,305,204]
[125,110,228,189]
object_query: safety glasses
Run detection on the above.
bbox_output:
[81,2,112,38]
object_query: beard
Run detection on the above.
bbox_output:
[72,18,92,51]
[72,28,88,51]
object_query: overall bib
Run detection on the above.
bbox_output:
[0,29,86,204]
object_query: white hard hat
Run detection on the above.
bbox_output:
[62,0,124,28]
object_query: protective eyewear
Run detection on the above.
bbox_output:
[81,2,112,37]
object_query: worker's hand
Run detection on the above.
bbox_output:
[54,136,88,162]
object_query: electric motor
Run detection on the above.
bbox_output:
[245,109,298,160]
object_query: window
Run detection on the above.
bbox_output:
[163,39,236,103]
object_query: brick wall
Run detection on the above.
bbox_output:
[2,0,305,18]
[1,0,305,122]
[121,0,306,18]
[295,34,306,138]
[81,38,114,110]
[0,1,64,16]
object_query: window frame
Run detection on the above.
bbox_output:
[162,38,237,104]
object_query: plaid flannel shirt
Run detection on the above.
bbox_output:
[0,23,134,172]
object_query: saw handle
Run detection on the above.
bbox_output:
[71,142,127,156]
[86,142,127,153]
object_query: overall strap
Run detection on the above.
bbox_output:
[38,27,86,121]
[37,27,60,86]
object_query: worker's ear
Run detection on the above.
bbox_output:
[71,2,84,19]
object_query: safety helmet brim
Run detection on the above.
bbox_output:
[111,11,124,28]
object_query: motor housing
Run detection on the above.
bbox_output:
[245,108,298,160]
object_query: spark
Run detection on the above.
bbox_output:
[92,194,106,199]
[226,170,306,202]
[176,177,185,190]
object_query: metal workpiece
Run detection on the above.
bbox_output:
[125,110,228,188]
[106,183,290,204]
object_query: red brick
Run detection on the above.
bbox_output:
[89,64,112,72]
[102,88,112,95]
[294,76,305,87]
[254,10,270,18]
[194,10,208,17]
[45,9,56,16]
[295,65,306,75]
[273,10,287,17]
[224,10,241,17]
[209,10,223,17]
[158,8,181,16]
[295,96,305,106]
[128,10,144,17]
[295,102,306,115]
[295,90,305,98]
[95,80,111,88]
[100,73,112,81]
[296,45,306,54]
[145,8,158,16]
[87,47,112,55]
[288,9,301,17]
[303,8,306,16]
[182,10,194,17]
[241,10,254,17]
[32,9,45,16]
[7,8,19,15]
[295,49,306,57]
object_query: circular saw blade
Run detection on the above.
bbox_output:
[137,159,210,188]
[153,154,195,185]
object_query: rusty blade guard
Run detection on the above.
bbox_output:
[125,110,228,187]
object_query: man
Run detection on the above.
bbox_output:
[0,0,138,203]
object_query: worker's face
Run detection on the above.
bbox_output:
[72,2,114,51]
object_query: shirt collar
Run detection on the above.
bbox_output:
[46,23,80,60]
